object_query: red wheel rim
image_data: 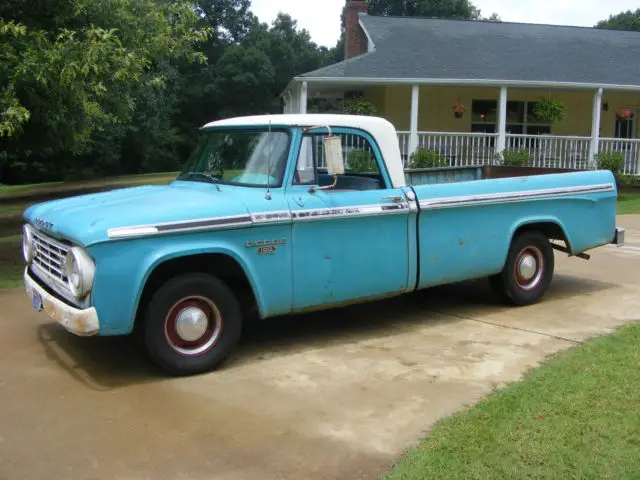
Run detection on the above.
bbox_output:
[513,246,544,291]
[163,296,222,356]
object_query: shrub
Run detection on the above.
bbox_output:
[347,149,376,172]
[343,97,377,116]
[502,148,531,166]
[595,152,625,175]
[408,148,448,169]
[618,174,640,188]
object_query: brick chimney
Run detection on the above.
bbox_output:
[344,0,369,60]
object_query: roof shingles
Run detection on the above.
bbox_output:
[299,15,640,87]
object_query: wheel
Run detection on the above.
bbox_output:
[143,273,243,376]
[490,231,554,306]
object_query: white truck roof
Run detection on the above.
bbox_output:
[202,114,407,188]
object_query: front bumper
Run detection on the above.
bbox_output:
[612,227,625,247]
[24,267,100,336]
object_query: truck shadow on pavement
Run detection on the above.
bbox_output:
[36,273,618,390]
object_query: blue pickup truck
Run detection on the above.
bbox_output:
[21,114,624,375]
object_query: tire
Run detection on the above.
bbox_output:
[490,231,555,306]
[143,273,243,376]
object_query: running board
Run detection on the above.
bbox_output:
[551,243,590,260]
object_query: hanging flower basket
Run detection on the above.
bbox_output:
[453,103,467,119]
[532,97,565,123]
[616,108,633,120]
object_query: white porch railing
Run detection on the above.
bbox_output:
[505,134,591,170]
[397,131,498,167]
[599,138,640,175]
[315,133,374,169]
[398,132,640,174]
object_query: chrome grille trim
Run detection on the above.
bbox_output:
[31,230,71,295]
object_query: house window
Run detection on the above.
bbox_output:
[614,113,636,139]
[471,100,551,135]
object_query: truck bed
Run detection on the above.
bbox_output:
[405,165,579,186]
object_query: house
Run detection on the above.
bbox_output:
[282,0,640,175]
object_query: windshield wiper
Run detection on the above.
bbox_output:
[177,172,222,191]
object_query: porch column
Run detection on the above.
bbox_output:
[496,86,508,155]
[409,85,420,155]
[589,88,603,168]
[299,81,308,114]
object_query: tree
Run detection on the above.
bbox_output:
[367,0,481,19]
[596,9,640,31]
[1,0,211,182]
[0,1,356,184]
[482,12,501,22]
[180,12,333,121]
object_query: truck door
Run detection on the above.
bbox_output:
[284,127,415,312]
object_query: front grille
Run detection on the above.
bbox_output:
[32,230,70,290]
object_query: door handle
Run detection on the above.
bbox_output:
[383,195,404,203]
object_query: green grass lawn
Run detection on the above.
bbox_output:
[0,235,23,289]
[383,322,640,480]
[618,189,640,215]
[0,172,178,218]
[0,171,178,199]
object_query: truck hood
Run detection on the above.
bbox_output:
[23,182,251,246]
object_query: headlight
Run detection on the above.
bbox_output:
[64,246,95,299]
[22,224,35,264]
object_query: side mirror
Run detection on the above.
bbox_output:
[323,136,345,175]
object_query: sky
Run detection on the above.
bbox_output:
[249,0,640,47]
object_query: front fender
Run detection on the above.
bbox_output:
[88,226,293,336]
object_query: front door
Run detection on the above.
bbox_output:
[285,127,413,312]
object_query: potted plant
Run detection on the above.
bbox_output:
[616,108,633,120]
[452,103,467,119]
[343,97,377,116]
[532,97,565,123]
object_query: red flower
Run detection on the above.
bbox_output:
[616,108,633,120]
[453,103,468,114]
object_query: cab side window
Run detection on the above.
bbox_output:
[293,130,385,191]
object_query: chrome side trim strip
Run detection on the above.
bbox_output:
[108,214,252,239]
[107,203,410,239]
[251,211,292,224]
[292,203,410,222]
[419,183,615,210]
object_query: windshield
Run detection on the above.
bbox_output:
[177,129,291,187]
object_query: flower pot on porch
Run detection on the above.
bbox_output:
[454,111,463,119]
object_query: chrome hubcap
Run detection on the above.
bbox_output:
[517,254,537,281]
[514,246,544,291]
[175,307,209,342]
[164,296,223,357]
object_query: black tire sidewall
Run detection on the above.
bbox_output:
[502,231,554,306]
[144,273,242,376]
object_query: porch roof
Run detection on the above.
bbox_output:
[297,14,640,90]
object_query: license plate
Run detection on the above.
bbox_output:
[32,292,43,312]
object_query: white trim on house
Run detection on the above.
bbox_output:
[589,88,603,167]
[292,77,640,91]
[409,85,419,154]
[358,15,376,53]
[496,86,508,154]
[299,81,308,114]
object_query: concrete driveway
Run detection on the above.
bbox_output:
[1,215,639,480]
